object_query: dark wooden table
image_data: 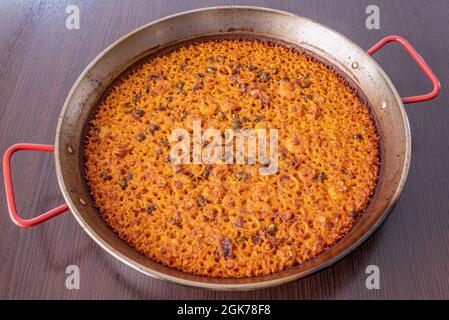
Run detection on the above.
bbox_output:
[1,0,448,300]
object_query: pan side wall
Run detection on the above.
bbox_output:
[55,7,410,289]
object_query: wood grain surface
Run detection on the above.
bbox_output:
[0,0,448,300]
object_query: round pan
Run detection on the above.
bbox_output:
[3,6,440,290]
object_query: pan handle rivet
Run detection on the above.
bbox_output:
[67,146,74,154]
[381,101,387,109]
[351,61,359,69]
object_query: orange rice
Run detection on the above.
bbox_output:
[84,39,380,278]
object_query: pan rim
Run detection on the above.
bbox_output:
[54,6,411,290]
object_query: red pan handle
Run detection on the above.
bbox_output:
[368,35,440,104]
[3,143,69,228]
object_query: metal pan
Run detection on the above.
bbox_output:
[2,6,440,290]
